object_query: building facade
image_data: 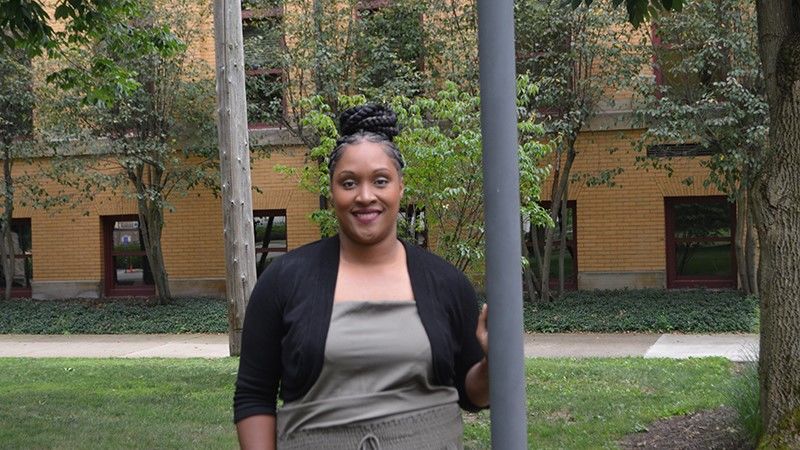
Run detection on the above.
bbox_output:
[1,1,739,298]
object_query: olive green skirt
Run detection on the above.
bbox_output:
[277,403,463,450]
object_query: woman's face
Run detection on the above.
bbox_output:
[331,140,403,247]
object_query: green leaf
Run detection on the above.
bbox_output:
[54,4,72,20]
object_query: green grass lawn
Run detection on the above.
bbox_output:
[0,357,736,449]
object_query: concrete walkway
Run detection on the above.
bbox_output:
[0,333,759,361]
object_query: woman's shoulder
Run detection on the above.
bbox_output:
[258,236,337,283]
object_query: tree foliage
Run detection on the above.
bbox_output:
[278,82,551,274]
[0,0,138,55]
[39,0,217,302]
[635,0,765,190]
[0,49,34,299]
[599,0,800,444]
[575,0,685,27]
[515,0,646,301]
[633,0,765,296]
[241,0,481,142]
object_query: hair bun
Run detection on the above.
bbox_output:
[338,104,399,140]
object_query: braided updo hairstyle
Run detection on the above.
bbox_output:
[328,103,404,178]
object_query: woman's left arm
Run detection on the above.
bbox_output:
[465,305,490,408]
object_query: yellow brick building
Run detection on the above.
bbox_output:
[4,1,737,298]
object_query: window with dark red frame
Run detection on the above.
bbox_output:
[0,218,33,297]
[526,201,577,290]
[254,210,288,277]
[242,0,285,128]
[650,24,727,100]
[102,216,155,296]
[664,196,736,289]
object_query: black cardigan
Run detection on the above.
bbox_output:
[233,235,486,424]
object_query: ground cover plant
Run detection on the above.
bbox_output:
[0,357,738,449]
[0,297,227,334]
[521,289,758,333]
[1,289,757,334]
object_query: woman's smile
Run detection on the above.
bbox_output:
[352,208,383,224]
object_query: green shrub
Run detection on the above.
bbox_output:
[514,289,758,333]
[0,297,227,334]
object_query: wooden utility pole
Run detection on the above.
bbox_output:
[212,0,257,356]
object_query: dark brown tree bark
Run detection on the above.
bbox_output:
[540,138,577,303]
[137,200,171,303]
[558,181,569,298]
[132,165,171,304]
[753,1,800,444]
[746,192,759,297]
[736,186,752,295]
[1,147,14,300]
[521,226,540,304]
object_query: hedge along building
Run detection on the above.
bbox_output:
[2,0,744,299]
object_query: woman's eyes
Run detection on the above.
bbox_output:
[340,177,390,189]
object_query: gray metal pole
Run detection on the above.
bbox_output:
[476,0,528,449]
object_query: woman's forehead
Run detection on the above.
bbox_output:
[336,141,396,168]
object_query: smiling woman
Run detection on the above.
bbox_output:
[234,104,490,450]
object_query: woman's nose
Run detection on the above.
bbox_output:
[355,184,376,203]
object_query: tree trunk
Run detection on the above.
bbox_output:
[753,2,800,444]
[137,197,171,303]
[735,187,752,294]
[746,190,759,297]
[0,221,11,301]
[1,148,14,300]
[558,183,569,298]
[541,140,577,303]
[521,225,540,304]
[213,0,258,356]
[528,216,546,303]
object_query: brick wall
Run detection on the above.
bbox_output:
[540,129,724,287]
[11,149,319,292]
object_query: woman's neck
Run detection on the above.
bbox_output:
[338,234,403,266]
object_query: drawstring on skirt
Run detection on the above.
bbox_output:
[358,432,381,450]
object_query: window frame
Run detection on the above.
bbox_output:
[1,218,33,298]
[253,209,288,276]
[102,215,155,297]
[650,23,723,100]
[528,200,578,291]
[647,143,716,158]
[664,196,737,289]
[242,1,286,129]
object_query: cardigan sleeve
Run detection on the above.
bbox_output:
[452,273,488,412]
[233,260,285,423]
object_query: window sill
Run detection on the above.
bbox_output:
[249,127,303,147]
